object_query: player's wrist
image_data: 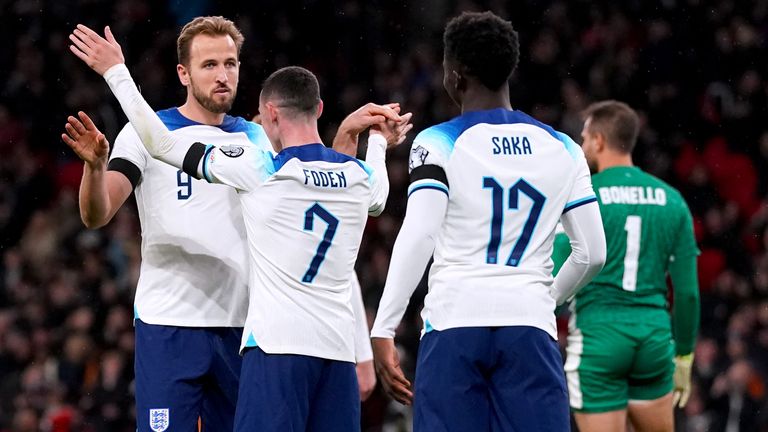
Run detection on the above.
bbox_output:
[367,133,388,150]
[103,63,129,80]
[85,157,108,171]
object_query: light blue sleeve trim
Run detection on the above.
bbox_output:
[408,182,449,197]
[563,195,598,213]
[358,160,375,184]
[244,122,272,151]
[424,319,434,333]
[201,144,215,183]
[416,125,457,158]
[555,131,580,160]
[245,332,258,347]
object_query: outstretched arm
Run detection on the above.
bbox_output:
[70,25,189,167]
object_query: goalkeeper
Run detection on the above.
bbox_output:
[554,100,700,432]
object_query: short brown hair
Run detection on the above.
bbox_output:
[177,16,244,66]
[261,66,321,118]
[583,100,640,154]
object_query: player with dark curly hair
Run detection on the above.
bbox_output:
[372,11,607,431]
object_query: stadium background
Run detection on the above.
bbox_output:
[0,0,767,430]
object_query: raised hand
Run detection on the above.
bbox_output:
[333,103,404,156]
[370,112,413,149]
[371,337,413,405]
[62,111,109,168]
[69,24,125,75]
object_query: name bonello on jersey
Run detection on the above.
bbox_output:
[599,185,667,206]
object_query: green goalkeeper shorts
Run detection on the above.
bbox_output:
[564,318,675,413]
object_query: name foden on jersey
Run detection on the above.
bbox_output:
[599,186,667,206]
[492,136,532,155]
[302,169,348,188]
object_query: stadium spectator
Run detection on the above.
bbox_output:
[0,0,767,430]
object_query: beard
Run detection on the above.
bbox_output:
[190,78,236,114]
[586,156,598,174]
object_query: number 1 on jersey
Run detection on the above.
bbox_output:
[622,215,642,291]
[302,203,339,283]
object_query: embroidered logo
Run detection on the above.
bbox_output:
[409,145,429,170]
[149,408,169,432]
[220,145,244,158]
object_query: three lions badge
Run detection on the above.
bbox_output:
[149,408,169,432]
[409,145,429,171]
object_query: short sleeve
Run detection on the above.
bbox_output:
[563,145,597,214]
[201,144,274,192]
[108,123,149,188]
[407,125,454,197]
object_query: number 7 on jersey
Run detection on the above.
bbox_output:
[302,203,339,283]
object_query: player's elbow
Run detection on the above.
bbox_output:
[589,239,607,272]
[79,206,111,229]
[81,213,109,229]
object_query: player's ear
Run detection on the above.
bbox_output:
[177,64,190,87]
[316,100,323,119]
[594,132,607,153]
[455,65,470,93]
[266,101,280,124]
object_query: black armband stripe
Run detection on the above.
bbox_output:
[107,158,142,189]
[182,142,208,180]
[410,164,449,187]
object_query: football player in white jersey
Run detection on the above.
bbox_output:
[68,23,411,432]
[63,18,403,431]
[370,11,607,431]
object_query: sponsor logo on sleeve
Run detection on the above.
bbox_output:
[220,145,244,158]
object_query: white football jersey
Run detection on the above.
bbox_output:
[108,109,270,327]
[408,108,596,338]
[194,142,385,362]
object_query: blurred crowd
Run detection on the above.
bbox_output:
[0,0,767,430]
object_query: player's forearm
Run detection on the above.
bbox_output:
[669,254,700,355]
[78,161,111,228]
[351,274,373,362]
[366,134,389,216]
[551,203,606,305]
[370,190,447,338]
[103,64,187,168]
[332,126,358,157]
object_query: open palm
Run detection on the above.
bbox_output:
[62,111,109,166]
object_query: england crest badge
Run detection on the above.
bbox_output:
[220,145,244,158]
[149,408,169,432]
[409,145,429,170]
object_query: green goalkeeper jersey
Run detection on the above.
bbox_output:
[554,165,700,355]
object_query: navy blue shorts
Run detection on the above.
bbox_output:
[134,320,243,432]
[414,326,569,432]
[234,347,359,432]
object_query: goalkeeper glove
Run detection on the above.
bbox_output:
[672,353,694,408]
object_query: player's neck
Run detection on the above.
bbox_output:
[276,121,323,151]
[598,152,634,172]
[460,83,512,113]
[178,98,226,126]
